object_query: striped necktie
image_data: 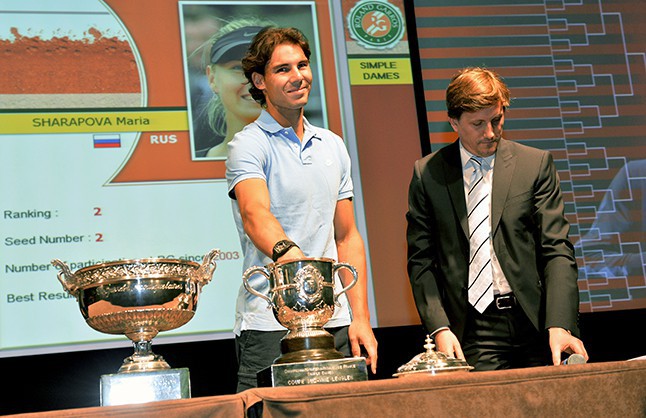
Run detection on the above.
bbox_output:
[467,156,494,313]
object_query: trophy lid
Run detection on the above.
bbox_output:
[393,335,474,377]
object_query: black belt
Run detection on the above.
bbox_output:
[494,293,517,310]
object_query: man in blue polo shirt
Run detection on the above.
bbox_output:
[225,26,378,392]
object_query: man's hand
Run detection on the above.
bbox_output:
[548,327,589,365]
[348,319,378,374]
[434,329,464,360]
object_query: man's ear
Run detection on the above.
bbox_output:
[252,72,265,90]
[449,117,459,133]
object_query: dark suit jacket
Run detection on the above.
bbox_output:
[406,139,580,341]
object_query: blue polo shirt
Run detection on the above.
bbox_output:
[226,110,353,334]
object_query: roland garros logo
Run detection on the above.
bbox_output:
[347,0,405,49]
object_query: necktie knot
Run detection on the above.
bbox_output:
[469,157,485,190]
[470,156,490,173]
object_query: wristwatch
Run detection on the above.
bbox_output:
[272,239,298,262]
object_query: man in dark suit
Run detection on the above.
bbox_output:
[406,67,588,370]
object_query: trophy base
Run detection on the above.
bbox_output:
[276,333,344,364]
[118,353,171,373]
[274,347,345,364]
[257,357,368,388]
[100,367,191,406]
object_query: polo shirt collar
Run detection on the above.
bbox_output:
[255,109,321,143]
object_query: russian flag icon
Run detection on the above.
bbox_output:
[93,134,121,148]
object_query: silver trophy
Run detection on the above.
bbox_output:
[243,257,357,364]
[51,249,219,373]
[393,335,474,377]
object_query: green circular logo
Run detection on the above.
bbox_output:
[347,0,405,49]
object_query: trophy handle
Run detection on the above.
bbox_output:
[332,262,358,304]
[51,259,80,298]
[242,265,273,307]
[196,248,220,286]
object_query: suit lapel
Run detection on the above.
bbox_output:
[491,139,516,233]
[442,141,469,238]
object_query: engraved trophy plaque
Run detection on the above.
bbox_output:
[51,249,219,405]
[242,257,368,387]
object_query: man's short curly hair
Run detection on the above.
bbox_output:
[242,27,311,107]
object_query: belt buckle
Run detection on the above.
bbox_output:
[495,295,514,310]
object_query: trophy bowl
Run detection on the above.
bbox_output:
[51,249,219,373]
[243,257,357,364]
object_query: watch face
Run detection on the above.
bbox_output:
[273,240,295,261]
[276,242,289,253]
